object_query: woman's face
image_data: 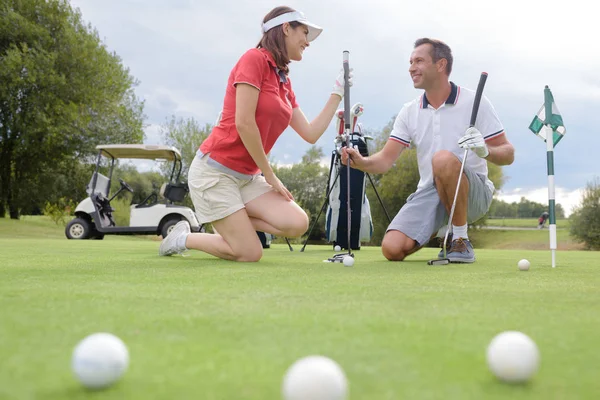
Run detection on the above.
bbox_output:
[284,23,310,61]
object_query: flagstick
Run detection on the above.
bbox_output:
[544,86,557,268]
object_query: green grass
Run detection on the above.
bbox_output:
[1,218,599,399]
[470,227,582,250]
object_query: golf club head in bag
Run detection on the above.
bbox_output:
[334,103,365,156]
[335,103,363,135]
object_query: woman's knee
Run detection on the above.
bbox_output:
[234,243,263,262]
[282,209,309,238]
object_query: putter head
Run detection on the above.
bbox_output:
[427,258,450,266]
[324,252,354,263]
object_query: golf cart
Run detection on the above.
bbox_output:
[65,144,202,240]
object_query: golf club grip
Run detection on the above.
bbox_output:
[469,72,488,127]
[343,51,350,129]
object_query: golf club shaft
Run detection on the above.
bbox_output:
[343,51,351,254]
[444,149,468,257]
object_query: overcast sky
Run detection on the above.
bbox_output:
[69,0,598,215]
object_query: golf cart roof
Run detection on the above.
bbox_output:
[96,144,182,161]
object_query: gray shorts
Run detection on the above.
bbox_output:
[386,167,494,246]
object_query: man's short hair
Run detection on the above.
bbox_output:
[414,38,453,75]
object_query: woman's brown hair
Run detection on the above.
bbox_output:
[257,6,302,74]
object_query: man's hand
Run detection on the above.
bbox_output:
[340,146,366,170]
[458,127,489,158]
[332,68,354,99]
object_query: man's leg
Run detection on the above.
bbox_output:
[381,230,421,261]
[382,185,446,261]
[432,150,493,263]
[432,150,469,234]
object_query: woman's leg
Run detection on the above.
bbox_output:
[244,191,309,238]
[185,209,264,262]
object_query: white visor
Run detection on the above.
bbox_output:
[262,11,323,42]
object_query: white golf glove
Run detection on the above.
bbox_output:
[458,127,489,158]
[332,68,354,98]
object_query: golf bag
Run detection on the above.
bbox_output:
[324,110,373,250]
[256,231,272,248]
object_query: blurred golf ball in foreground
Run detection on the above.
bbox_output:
[72,332,129,389]
[282,355,348,400]
[486,331,539,383]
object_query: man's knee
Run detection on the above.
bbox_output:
[432,150,461,178]
[381,231,416,261]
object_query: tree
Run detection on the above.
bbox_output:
[569,178,600,250]
[0,0,145,218]
[159,115,212,179]
[488,198,565,219]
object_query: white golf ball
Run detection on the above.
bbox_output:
[334,245,342,252]
[342,255,354,267]
[518,259,530,271]
[72,332,129,389]
[486,331,539,383]
[282,355,348,400]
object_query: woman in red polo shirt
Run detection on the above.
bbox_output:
[159,6,352,261]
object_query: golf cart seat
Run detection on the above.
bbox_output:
[87,172,110,197]
[160,182,189,203]
[92,192,116,227]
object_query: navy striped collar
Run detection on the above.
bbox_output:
[421,81,460,109]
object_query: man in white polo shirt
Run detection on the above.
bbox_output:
[342,38,515,263]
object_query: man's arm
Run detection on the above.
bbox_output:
[458,128,515,166]
[342,139,406,174]
[484,134,514,166]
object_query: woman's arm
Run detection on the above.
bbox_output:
[235,82,293,201]
[235,83,274,176]
[289,94,342,144]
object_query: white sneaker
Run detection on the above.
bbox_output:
[159,221,191,256]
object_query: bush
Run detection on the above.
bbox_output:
[569,178,600,250]
[43,197,76,225]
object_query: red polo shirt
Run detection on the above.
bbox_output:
[200,48,299,175]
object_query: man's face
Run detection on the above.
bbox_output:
[408,44,444,90]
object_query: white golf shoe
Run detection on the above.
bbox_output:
[159,220,191,256]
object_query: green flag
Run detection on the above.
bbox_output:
[528,86,566,146]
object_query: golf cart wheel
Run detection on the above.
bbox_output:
[65,218,92,240]
[161,218,183,238]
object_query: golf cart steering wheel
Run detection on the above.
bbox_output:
[119,178,134,193]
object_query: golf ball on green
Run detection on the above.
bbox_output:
[518,259,530,271]
[343,255,354,267]
[334,245,341,252]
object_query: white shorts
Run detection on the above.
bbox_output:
[187,153,274,224]
[386,166,494,246]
